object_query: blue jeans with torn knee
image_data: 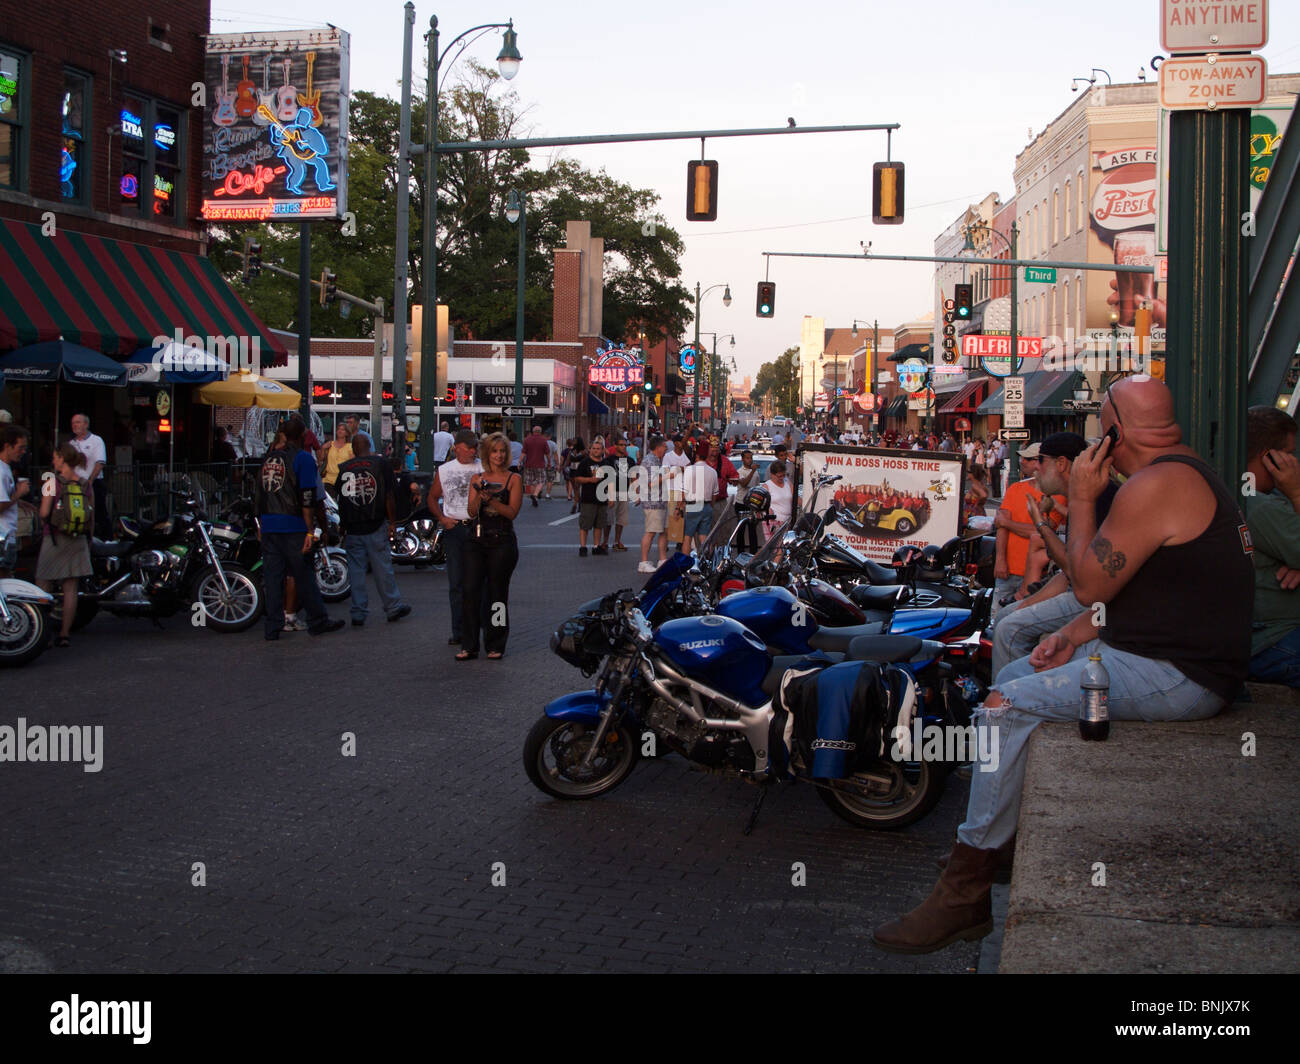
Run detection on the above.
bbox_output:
[956,639,1226,850]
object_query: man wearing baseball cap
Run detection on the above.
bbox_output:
[990,441,1062,621]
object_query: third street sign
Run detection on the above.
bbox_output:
[1024,266,1056,284]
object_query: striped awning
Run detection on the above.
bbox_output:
[0,219,286,362]
[940,376,992,415]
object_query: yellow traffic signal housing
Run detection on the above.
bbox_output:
[686,160,718,221]
[873,161,905,225]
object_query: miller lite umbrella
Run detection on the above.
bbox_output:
[196,372,301,410]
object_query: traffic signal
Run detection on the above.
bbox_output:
[321,270,338,307]
[941,297,958,364]
[242,239,262,283]
[666,372,680,397]
[872,161,905,225]
[686,160,718,221]
[954,283,973,320]
[756,281,776,318]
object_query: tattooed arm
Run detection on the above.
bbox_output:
[1067,456,1184,606]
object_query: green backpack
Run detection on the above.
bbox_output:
[52,478,92,537]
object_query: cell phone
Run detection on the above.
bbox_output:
[1102,425,1119,448]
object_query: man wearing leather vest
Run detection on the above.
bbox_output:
[255,416,344,640]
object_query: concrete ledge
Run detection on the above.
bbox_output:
[1000,698,1300,974]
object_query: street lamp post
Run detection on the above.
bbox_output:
[505,188,526,441]
[963,220,1019,476]
[701,331,735,432]
[851,318,879,435]
[692,282,730,432]
[406,10,521,468]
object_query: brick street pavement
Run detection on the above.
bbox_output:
[0,497,978,973]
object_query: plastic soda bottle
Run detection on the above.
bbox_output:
[1079,653,1110,741]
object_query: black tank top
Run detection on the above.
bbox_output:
[476,473,517,539]
[1101,455,1253,701]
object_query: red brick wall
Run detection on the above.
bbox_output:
[0,0,208,253]
[992,199,1017,300]
[552,249,581,342]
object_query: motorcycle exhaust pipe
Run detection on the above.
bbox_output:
[638,657,751,731]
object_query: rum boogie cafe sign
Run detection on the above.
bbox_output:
[202,28,350,222]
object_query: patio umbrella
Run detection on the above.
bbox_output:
[125,342,232,485]
[0,338,127,439]
[197,372,301,410]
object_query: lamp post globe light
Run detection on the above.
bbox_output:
[400,7,521,469]
[692,283,730,433]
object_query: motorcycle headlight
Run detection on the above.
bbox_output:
[550,613,611,673]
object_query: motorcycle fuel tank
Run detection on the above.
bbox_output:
[653,614,770,707]
[716,585,817,655]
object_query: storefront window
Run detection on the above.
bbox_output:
[60,70,89,202]
[338,381,368,405]
[0,47,25,190]
[118,94,183,222]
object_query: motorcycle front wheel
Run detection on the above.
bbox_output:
[523,716,640,799]
[316,547,351,602]
[816,758,945,830]
[192,564,262,633]
[0,601,47,667]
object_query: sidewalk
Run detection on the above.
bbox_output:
[998,684,1300,973]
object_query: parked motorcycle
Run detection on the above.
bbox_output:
[528,588,960,830]
[0,577,55,667]
[216,496,350,602]
[73,483,262,633]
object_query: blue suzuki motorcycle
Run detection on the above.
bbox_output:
[526,578,972,830]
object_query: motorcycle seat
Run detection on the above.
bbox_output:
[864,559,901,584]
[91,538,133,558]
[761,651,845,696]
[845,634,924,663]
[850,584,906,610]
[806,620,890,652]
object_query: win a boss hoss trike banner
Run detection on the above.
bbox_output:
[798,445,966,563]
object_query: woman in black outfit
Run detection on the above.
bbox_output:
[459,431,523,660]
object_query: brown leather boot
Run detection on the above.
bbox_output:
[939,833,1016,879]
[873,842,1000,953]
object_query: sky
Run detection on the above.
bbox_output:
[210,0,1300,384]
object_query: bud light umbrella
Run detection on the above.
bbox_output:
[0,338,127,442]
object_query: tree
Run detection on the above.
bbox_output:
[751,347,800,416]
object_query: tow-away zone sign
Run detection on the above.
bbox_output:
[1160,55,1267,109]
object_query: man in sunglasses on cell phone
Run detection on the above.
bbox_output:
[875,375,1254,955]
